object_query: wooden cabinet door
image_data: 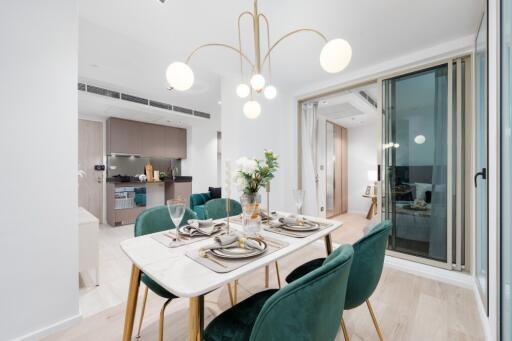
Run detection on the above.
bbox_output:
[107,118,142,155]
[166,126,187,159]
[141,123,166,158]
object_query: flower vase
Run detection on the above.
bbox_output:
[240,193,262,236]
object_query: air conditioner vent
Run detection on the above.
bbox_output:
[193,111,211,119]
[359,91,377,108]
[78,82,210,120]
[149,100,171,110]
[121,93,148,105]
[87,85,120,99]
[173,106,193,115]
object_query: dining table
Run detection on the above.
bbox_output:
[120,212,343,341]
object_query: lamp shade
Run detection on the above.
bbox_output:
[166,62,194,91]
[320,39,352,73]
[250,74,266,91]
[414,135,426,144]
[264,85,277,99]
[236,83,250,98]
[243,100,261,119]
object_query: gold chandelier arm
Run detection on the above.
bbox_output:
[238,11,255,79]
[261,28,328,67]
[259,13,272,83]
[185,43,255,68]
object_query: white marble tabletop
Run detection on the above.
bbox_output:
[120,213,343,298]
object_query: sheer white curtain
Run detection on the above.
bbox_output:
[301,102,319,216]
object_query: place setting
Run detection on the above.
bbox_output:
[152,199,227,248]
[186,231,288,273]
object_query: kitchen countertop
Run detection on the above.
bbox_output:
[107,176,192,184]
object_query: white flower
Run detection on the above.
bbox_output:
[236,157,258,175]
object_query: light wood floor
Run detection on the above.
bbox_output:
[51,214,484,341]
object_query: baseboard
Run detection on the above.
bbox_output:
[383,255,474,289]
[471,278,493,341]
[13,313,82,341]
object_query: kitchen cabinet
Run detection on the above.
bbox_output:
[165,126,187,159]
[107,118,142,155]
[141,123,167,158]
[107,118,187,159]
[165,181,192,207]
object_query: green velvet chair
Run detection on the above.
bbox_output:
[204,244,354,341]
[204,198,242,220]
[134,205,197,341]
[286,221,392,341]
[189,192,212,219]
[204,198,281,304]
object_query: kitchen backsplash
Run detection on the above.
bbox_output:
[107,156,181,178]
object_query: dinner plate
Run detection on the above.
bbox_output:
[280,222,320,232]
[210,239,267,259]
[178,223,225,237]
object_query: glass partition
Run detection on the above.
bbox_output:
[501,0,512,335]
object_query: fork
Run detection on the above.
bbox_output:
[199,250,227,268]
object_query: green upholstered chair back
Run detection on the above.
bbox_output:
[204,199,242,220]
[134,205,197,237]
[249,245,354,341]
[344,220,392,309]
[189,193,211,208]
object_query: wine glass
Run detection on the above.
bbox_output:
[293,189,305,214]
[167,198,185,241]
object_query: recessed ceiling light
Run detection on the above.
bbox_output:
[218,100,222,105]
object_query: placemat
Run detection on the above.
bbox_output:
[152,230,219,248]
[263,222,332,238]
[185,236,289,273]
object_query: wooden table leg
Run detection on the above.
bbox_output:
[324,234,333,256]
[188,295,204,341]
[122,264,141,341]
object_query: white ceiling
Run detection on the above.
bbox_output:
[78,0,483,122]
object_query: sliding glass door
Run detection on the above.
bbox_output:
[381,59,468,268]
[501,0,512,336]
[475,11,489,314]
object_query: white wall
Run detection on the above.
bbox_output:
[0,1,79,340]
[221,77,297,213]
[182,126,219,193]
[347,123,378,213]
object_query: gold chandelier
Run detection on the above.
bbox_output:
[166,0,352,119]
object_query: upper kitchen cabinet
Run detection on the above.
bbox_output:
[106,118,187,159]
[106,118,142,155]
[165,126,187,159]
[141,123,166,158]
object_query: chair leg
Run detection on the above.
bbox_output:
[275,262,282,288]
[265,265,270,288]
[159,298,172,341]
[227,283,234,306]
[366,299,384,341]
[136,286,149,338]
[340,318,350,341]
[233,279,238,304]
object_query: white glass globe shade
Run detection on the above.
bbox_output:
[250,74,266,91]
[320,39,352,73]
[166,62,194,91]
[236,83,250,98]
[243,100,262,119]
[264,85,277,100]
[414,135,426,144]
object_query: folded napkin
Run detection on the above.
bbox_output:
[182,220,225,237]
[200,234,265,252]
[278,215,316,226]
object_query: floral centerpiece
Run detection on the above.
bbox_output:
[234,150,278,235]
